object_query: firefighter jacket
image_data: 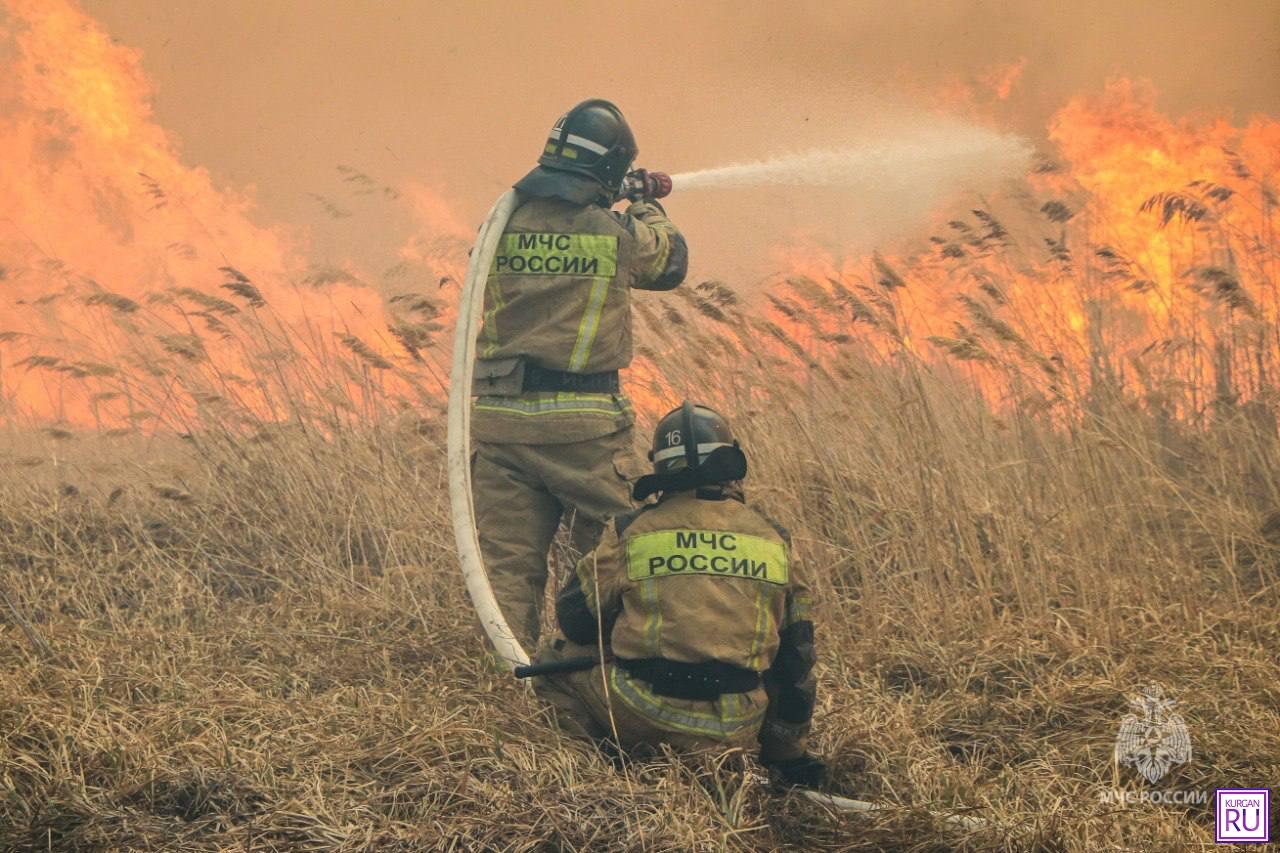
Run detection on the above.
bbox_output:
[472,189,688,445]
[554,486,817,759]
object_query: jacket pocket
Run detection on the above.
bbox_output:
[612,445,647,484]
[472,356,525,396]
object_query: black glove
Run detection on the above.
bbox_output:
[762,754,828,788]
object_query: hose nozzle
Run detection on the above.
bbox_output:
[622,169,672,202]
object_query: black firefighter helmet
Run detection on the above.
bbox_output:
[537,99,638,196]
[632,401,749,500]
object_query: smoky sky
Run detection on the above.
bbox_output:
[78,0,1280,281]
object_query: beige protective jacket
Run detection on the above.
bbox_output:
[472,194,686,445]
[555,488,818,759]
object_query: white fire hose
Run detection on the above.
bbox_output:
[446,190,996,831]
[447,188,529,670]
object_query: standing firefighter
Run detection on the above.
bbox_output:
[472,99,688,651]
[530,402,826,787]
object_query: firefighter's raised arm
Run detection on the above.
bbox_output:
[611,198,688,292]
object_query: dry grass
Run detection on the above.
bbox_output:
[3,164,1280,850]
[2,348,1278,850]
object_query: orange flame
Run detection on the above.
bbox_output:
[3,2,1275,434]
[0,0,399,427]
[745,80,1279,420]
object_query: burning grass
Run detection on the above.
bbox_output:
[2,302,1279,849]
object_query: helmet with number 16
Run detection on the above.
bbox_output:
[649,401,737,475]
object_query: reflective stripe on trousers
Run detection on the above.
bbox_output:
[608,666,765,740]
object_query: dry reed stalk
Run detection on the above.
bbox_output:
[0,584,52,659]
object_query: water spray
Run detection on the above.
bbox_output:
[665,122,1032,192]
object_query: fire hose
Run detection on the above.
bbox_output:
[447,179,998,831]
[447,187,528,670]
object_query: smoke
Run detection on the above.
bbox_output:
[33,1,1280,281]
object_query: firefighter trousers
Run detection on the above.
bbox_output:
[472,428,636,651]
[531,635,765,755]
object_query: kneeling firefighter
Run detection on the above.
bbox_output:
[472,99,687,652]
[527,402,826,787]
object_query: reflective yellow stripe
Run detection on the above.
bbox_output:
[641,578,662,657]
[568,278,610,371]
[474,393,630,419]
[608,667,764,738]
[491,233,618,277]
[480,277,504,358]
[625,530,789,585]
[649,226,672,277]
[748,583,771,670]
[475,404,623,418]
[787,591,813,624]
